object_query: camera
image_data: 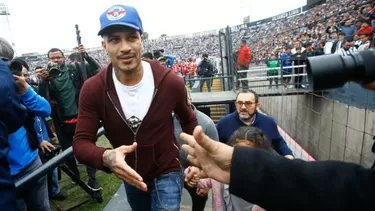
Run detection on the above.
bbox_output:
[8,60,23,76]
[46,61,61,79]
[43,145,62,161]
[306,49,375,91]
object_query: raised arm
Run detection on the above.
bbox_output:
[21,85,51,118]
[230,147,375,211]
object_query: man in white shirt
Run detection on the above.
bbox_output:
[336,40,357,56]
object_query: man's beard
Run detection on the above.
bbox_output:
[238,110,256,121]
[58,62,65,69]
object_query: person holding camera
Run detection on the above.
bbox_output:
[37,45,102,191]
[0,37,28,211]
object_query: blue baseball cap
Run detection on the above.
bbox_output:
[98,5,143,36]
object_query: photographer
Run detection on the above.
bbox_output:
[0,37,27,211]
[37,45,102,190]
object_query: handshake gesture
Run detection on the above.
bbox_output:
[102,142,147,191]
[184,166,210,197]
[180,126,233,184]
[184,166,203,187]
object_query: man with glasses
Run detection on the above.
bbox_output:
[216,90,294,159]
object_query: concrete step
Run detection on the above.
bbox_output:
[210,112,227,116]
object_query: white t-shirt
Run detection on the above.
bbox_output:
[112,61,155,131]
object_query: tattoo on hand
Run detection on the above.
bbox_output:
[104,150,116,171]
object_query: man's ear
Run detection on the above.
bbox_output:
[256,103,261,110]
[101,40,106,51]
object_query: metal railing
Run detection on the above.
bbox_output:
[183,74,235,92]
[15,127,106,210]
[233,58,311,91]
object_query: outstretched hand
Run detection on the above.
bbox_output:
[180,126,234,184]
[102,142,147,191]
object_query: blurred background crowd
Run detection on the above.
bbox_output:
[19,0,374,83]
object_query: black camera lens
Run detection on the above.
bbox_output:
[306,49,375,91]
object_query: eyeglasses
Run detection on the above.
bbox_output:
[236,101,257,107]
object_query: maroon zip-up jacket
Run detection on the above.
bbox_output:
[73,60,198,182]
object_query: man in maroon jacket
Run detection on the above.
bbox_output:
[72,4,198,211]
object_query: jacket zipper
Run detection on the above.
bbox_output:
[173,143,181,166]
[106,89,158,172]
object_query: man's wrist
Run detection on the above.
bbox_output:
[102,149,112,169]
[19,85,31,96]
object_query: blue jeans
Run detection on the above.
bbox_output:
[14,157,50,211]
[51,168,60,196]
[124,171,183,211]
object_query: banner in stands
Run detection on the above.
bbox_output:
[248,17,272,27]
[231,23,249,31]
[307,0,325,6]
[271,7,302,21]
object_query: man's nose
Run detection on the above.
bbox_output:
[119,40,132,53]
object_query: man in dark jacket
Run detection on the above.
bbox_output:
[291,47,306,89]
[0,38,27,210]
[73,4,198,211]
[37,45,102,190]
[216,90,294,158]
[197,53,214,92]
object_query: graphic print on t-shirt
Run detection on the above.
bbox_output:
[126,115,142,131]
[112,61,155,133]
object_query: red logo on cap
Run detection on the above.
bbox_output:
[106,6,126,20]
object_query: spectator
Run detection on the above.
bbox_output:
[0,37,27,211]
[337,40,358,56]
